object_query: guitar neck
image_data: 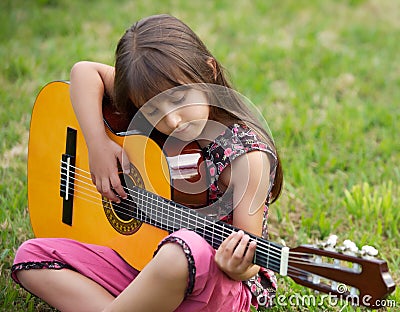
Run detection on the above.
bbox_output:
[124,185,284,273]
[136,184,396,308]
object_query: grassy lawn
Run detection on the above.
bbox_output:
[1,0,399,311]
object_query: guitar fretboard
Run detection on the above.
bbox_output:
[124,185,283,273]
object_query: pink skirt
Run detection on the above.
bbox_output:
[12,229,252,312]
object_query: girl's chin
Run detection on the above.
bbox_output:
[172,126,202,141]
[171,133,197,142]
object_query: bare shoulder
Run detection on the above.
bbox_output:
[219,150,271,189]
[70,61,115,93]
[229,151,271,234]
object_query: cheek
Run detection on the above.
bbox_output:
[205,106,210,119]
[140,114,165,134]
[200,106,210,122]
[153,121,168,134]
[190,105,209,120]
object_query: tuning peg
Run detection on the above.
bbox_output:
[342,239,359,253]
[326,234,338,247]
[361,245,379,257]
[317,234,338,249]
[335,245,346,253]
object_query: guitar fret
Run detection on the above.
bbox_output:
[165,199,172,230]
[137,188,142,220]
[167,197,176,227]
[152,193,157,225]
[177,203,182,230]
[141,188,145,221]
[195,213,199,235]
[180,205,185,229]
[182,205,189,229]
[156,195,161,227]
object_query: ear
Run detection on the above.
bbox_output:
[206,57,218,81]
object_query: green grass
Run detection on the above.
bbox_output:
[1,0,399,311]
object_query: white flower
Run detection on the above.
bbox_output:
[326,235,338,247]
[343,240,358,253]
[361,245,378,257]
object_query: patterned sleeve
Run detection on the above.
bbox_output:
[203,123,278,202]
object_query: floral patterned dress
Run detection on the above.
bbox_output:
[200,123,278,308]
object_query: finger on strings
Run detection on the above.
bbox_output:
[218,230,236,252]
[243,239,257,265]
[110,173,127,200]
[232,233,250,259]
[119,150,131,174]
[100,179,120,203]
[224,230,245,254]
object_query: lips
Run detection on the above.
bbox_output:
[173,123,190,134]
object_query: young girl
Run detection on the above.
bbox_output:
[12,14,283,312]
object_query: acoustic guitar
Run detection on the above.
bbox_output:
[27,81,395,308]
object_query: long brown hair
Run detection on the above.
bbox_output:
[113,14,283,203]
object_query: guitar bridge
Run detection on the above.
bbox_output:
[60,127,77,225]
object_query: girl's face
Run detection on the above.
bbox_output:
[139,87,210,141]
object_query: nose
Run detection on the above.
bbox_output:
[163,110,182,130]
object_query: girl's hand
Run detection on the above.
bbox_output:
[214,230,259,281]
[88,136,130,203]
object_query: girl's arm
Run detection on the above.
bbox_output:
[70,61,130,202]
[214,151,270,281]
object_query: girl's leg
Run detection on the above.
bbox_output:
[103,243,188,312]
[17,269,114,312]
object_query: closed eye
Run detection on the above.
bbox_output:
[172,93,186,104]
[146,108,159,116]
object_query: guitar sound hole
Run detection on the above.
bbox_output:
[113,173,137,222]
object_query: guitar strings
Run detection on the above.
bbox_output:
[59,171,284,266]
[60,175,323,279]
[61,161,319,268]
[60,161,322,272]
[60,174,321,269]
[62,164,285,258]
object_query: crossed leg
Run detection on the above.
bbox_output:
[16,243,188,312]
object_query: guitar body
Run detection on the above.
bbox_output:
[28,81,178,270]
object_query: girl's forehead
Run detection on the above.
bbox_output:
[164,84,190,95]
[126,56,186,105]
[139,86,211,113]
[135,83,194,107]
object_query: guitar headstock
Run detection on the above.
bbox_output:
[288,236,396,308]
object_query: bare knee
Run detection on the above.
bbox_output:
[15,269,40,291]
[152,243,189,283]
[16,269,61,295]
